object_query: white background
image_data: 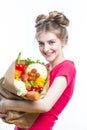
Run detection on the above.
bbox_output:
[0,0,87,130]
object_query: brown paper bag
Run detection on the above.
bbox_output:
[0,77,40,129]
[0,60,49,129]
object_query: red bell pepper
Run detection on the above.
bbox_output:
[15,52,26,75]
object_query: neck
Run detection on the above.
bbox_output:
[49,55,65,70]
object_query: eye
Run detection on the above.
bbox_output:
[38,41,44,47]
[48,40,55,45]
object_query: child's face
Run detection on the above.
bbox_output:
[37,32,64,64]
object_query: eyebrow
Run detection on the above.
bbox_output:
[38,39,56,43]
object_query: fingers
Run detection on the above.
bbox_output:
[0,113,7,118]
[0,113,8,123]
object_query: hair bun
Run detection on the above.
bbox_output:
[35,15,46,27]
[48,11,69,27]
[35,11,69,28]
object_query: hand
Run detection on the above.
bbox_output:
[0,94,8,113]
[0,113,7,118]
[0,113,8,124]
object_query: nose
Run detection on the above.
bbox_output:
[43,44,49,52]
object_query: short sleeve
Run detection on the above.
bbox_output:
[55,61,76,86]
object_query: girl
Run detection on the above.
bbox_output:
[0,11,76,130]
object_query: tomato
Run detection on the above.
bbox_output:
[21,74,28,82]
[30,87,37,91]
[37,86,43,93]
[29,86,43,93]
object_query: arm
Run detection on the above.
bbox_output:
[0,76,67,113]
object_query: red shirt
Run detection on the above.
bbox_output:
[15,60,76,130]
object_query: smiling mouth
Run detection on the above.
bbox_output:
[44,53,54,59]
[45,51,54,56]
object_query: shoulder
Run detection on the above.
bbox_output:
[58,60,76,75]
[62,60,76,73]
[52,60,76,82]
[52,60,76,74]
[60,60,76,68]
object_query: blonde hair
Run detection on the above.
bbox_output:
[35,11,69,44]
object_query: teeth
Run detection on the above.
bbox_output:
[45,52,53,56]
[45,51,52,55]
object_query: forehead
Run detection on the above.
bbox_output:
[37,32,58,41]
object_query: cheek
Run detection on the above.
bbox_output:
[52,45,59,51]
[54,43,61,50]
[39,47,43,53]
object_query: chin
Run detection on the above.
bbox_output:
[45,58,54,63]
